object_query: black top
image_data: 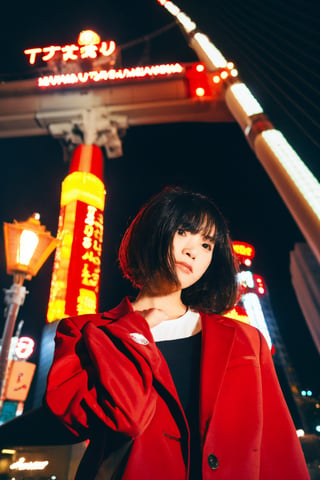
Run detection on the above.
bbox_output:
[156,332,202,479]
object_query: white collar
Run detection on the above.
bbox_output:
[151,309,201,342]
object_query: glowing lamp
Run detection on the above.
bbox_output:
[3,213,58,281]
[196,64,205,72]
[1,214,58,413]
[195,87,205,97]
[253,274,266,295]
[78,30,101,45]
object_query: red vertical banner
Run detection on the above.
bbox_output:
[65,202,104,316]
[47,144,106,322]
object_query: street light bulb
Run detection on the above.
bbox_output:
[18,230,39,266]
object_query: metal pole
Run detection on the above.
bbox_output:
[0,280,28,411]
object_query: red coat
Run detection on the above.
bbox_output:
[45,297,310,479]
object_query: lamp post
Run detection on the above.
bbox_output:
[0,213,58,411]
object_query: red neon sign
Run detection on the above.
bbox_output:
[233,241,255,261]
[24,30,116,65]
[185,63,213,98]
[37,63,184,88]
[65,202,103,316]
[253,274,266,295]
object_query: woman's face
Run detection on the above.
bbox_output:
[172,226,215,290]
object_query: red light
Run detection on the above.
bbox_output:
[196,64,205,72]
[253,274,266,295]
[195,87,205,97]
[185,63,212,99]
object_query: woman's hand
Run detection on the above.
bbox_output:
[136,308,169,328]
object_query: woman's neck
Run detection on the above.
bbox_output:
[131,289,187,320]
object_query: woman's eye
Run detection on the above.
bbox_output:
[177,228,186,236]
[202,242,212,251]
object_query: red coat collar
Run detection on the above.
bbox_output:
[101,296,134,319]
[102,297,236,442]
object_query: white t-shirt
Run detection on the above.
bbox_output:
[151,309,201,342]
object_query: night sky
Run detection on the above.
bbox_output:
[0,0,319,398]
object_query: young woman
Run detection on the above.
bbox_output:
[45,186,310,479]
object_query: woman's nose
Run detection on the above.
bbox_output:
[184,248,196,260]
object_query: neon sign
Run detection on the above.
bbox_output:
[233,241,255,266]
[38,63,184,88]
[253,274,266,295]
[67,203,104,316]
[224,305,250,324]
[47,145,106,322]
[10,457,49,471]
[15,337,35,360]
[24,29,116,65]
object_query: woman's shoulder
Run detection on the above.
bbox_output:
[58,297,133,329]
[201,311,270,357]
[201,310,263,339]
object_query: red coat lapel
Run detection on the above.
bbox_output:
[102,299,237,440]
[200,313,236,441]
[101,297,183,406]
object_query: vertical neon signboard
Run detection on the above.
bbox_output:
[47,145,106,322]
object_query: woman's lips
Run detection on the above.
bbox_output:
[176,262,193,273]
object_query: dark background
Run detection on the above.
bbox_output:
[0,0,319,397]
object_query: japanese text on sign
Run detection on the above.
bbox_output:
[24,29,116,65]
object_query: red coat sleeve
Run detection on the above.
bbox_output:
[258,329,310,479]
[45,314,157,440]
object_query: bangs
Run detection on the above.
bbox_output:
[176,205,217,239]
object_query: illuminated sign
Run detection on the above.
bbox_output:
[242,293,272,348]
[15,337,35,360]
[238,271,266,296]
[185,63,213,98]
[5,361,36,402]
[238,270,254,289]
[224,305,250,324]
[253,274,266,295]
[24,29,116,65]
[47,145,106,322]
[37,63,184,88]
[233,241,255,266]
[65,202,104,316]
[10,457,49,471]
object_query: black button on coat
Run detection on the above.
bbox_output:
[208,453,219,470]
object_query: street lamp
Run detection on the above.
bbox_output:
[0,213,58,410]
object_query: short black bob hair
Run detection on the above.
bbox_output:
[119,186,239,314]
